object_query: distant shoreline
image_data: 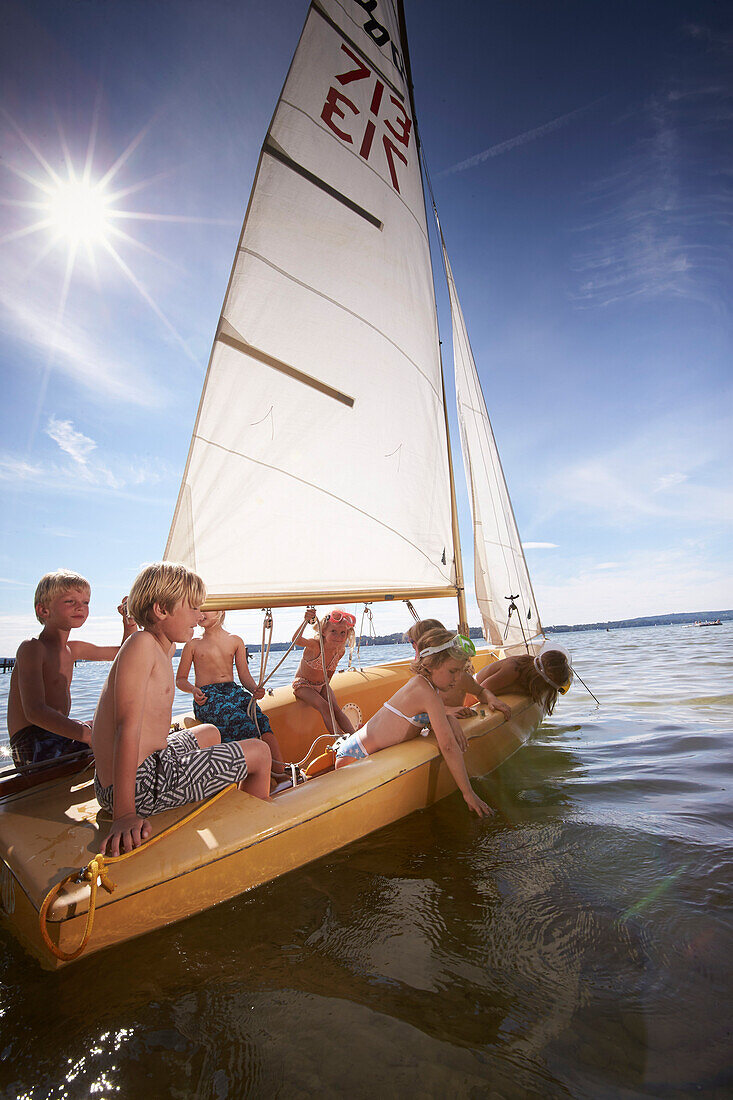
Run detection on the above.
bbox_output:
[1,611,729,663]
[545,609,732,634]
[218,609,732,654]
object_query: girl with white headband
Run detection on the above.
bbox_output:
[473,648,573,715]
[333,626,493,819]
[407,619,511,720]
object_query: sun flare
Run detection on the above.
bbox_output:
[2,107,236,372]
[46,176,111,245]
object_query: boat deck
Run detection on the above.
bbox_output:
[0,654,542,967]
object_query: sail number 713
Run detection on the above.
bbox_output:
[321,44,412,194]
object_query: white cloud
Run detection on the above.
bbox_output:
[572,77,733,310]
[536,546,733,626]
[523,542,558,550]
[0,255,169,408]
[440,97,606,176]
[654,473,688,493]
[41,416,129,489]
[540,398,733,528]
[0,447,174,497]
[0,456,44,481]
[46,417,97,464]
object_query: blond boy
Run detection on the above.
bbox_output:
[93,562,271,857]
[176,610,288,784]
[7,569,136,770]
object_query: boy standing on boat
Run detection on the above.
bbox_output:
[7,569,137,771]
[93,562,272,856]
[176,610,289,786]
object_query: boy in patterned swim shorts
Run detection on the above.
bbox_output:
[92,562,272,857]
[176,611,289,788]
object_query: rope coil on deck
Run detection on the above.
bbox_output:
[38,690,340,963]
[38,781,237,962]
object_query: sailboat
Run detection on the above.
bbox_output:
[0,0,546,967]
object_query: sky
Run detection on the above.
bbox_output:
[0,0,731,650]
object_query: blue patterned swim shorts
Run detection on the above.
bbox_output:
[333,728,369,761]
[193,681,273,742]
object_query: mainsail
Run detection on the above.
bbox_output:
[165,0,457,609]
[441,238,542,648]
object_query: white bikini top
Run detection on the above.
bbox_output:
[382,680,437,726]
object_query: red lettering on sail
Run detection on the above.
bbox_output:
[359,120,376,160]
[382,135,408,193]
[335,44,371,85]
[369,80,384,116]
[321,87,359,143]
[384,95,411,146]
[321,48,412,192]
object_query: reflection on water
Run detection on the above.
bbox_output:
[1,624,733,1097]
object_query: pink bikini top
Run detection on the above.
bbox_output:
[301,646,343,680]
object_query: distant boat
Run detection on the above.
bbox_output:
[694,620,722,627]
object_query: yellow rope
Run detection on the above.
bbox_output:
[38,781,237,962]
[40,606,346,962]
[314,614,341,739]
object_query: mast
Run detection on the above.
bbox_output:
[396,0,469,634]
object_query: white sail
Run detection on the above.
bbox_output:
[441,241,542,647]
[166,0,456,608]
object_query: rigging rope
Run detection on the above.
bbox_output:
[312,611,340,740]
[246,608,311,739]
[355,603,376,666]
[39,781,238,962]
[503,594,531,653]
[404,600,420,624]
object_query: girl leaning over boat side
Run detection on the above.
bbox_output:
[474,649,573,715]
[406,619,512,720]
[334,627,494,818]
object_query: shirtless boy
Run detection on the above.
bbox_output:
[7,569,137,770]
[93,562,272,856]
[176,611,288,785]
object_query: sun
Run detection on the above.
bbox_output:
[46,175,111,246]
[1,106,237,369]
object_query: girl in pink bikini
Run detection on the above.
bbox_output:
[291,608,356,737]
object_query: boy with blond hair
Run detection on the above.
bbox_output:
[93,562,271,857]
[176,610,289,788]
[7,569,137,770]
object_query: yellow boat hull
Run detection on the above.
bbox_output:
[0,653,542,968]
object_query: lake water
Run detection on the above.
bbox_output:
[1,623,732,1098]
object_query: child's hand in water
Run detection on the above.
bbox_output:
[464,790,495,818]
[193,687,207,705]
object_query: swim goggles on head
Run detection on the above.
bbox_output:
[533,653,573,693]
[419,634,467,658]
[326,609,356,628]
